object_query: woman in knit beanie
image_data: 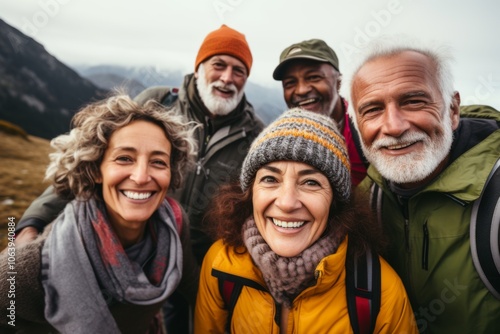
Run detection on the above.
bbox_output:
[194,108,417,333]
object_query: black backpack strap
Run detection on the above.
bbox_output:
[348,116,370,168]
[346,240,381,334]
[369,182,384,230]
[212,269,266,332]
[470,158,500,299]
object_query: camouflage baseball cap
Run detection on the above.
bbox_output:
[273,39,339,80]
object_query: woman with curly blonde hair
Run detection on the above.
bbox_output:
[0,94,199,334]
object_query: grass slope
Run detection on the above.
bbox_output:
[0,131,52,250]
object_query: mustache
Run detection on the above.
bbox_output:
[211,81,237,94]
[372,132,428,149]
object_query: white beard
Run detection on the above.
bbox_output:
[361,110,454,184]
[196,65,245,116]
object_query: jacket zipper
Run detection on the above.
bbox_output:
[422,221,429,270]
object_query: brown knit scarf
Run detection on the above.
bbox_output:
[242,217,343,307]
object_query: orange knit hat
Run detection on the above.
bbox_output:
[194,24,253,74]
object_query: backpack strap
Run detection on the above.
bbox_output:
[348,116,370,168]
[346,240,381,334]
[370,182,384,229]
[470,157,500,299]
[212,269,266,332]
[166,197,182,234]
[134,86,179,107]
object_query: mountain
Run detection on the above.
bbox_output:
[85,72,146,97]
[73,65,286,125]
[0,18,107,139]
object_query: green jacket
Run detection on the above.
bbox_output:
[135,74,264,264]
[357,113,500,333]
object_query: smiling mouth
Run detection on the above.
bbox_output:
[122,191,153,200]
[294,98,318,107]
[272,218,305,228]
[214,86,234,95]
[385,141,417,150]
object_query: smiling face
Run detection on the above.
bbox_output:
[351,51,460,188]
[98,120,172,246]
[196,54,247,116]
[281,60,341,120]
[252,161,333,257]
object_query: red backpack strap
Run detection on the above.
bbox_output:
[346,240,381,334]
[166,197,182,234]
[212,269,266,332]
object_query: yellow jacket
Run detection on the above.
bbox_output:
[195,238,417,333]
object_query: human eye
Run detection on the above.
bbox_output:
[305,179,320,186]
[151,159,169,168]
[307,74,322,82]
[283,79,296,89]
[213,62,225,70]
[115,156,133,164]
[403,99,426,109]
[259,175,277,184]
[401,92,430,109]
[359,106,382,119]
[233,67,246,77]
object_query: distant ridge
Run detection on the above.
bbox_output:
[0,18,107,139]
[74,64,286,125]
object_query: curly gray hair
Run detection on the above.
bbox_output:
[45,94,197,200]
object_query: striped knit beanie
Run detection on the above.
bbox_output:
[240,108,351,202]
[194,24,253,74]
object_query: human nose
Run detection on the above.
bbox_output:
[130,161,151,184]
[219,67,234,85]
[275,183,302,212]
[295,79,311,96]
[381,103,410,137]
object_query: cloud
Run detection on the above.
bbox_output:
[1,0,499,107]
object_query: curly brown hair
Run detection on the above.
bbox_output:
[45,93,197,200]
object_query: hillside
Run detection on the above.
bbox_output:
[0,18,107,139]
[0,130,52,250]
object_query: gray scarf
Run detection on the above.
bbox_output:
[243,218,342,307]
[41,198,182,333]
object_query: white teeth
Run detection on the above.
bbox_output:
[387,142,412,150]
[215,86,234,93]
[272,218,305,228]
[297,98,316,106]
[123,191,152,200]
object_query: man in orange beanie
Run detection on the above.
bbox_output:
[14,24,264,334]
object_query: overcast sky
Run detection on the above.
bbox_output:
[1,0,499,108]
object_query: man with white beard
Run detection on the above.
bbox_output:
[14,24,264,334]
[349,40,500,333]
[134,24,264,265]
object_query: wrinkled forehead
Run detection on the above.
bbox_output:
[351,51,440,100]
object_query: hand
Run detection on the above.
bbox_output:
[14,226,39,247]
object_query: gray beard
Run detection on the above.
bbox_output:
[361,110,454,184]
[196,66,244,116]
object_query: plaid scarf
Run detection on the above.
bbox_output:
[41,198,182,333]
